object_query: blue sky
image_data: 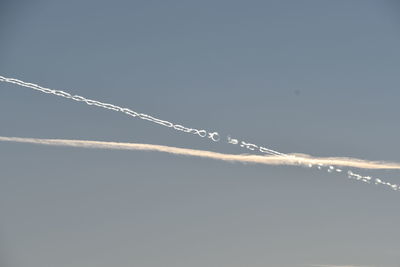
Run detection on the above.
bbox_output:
[1,1,400,266]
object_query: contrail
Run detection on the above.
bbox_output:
[1,75,398,192]
[0,75,284,157]
[0,136,399,191]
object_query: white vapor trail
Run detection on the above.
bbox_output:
[0,136,399,191]
[0,75,284,157]
[310,265,371,267]
[1,75,398,192]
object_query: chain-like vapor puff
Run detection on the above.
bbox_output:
[0,75,217,140]
[0,75,284,157]
[0,136,399,191]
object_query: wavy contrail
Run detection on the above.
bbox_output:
[0,75,287,157]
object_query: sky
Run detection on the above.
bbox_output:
[1,0,400,266]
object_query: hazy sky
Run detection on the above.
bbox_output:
[1,1,400,266]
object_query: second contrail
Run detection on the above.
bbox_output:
[0,136,399,191]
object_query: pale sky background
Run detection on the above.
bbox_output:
[1,1,400,267]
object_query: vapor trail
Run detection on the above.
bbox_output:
[2,136,399,169]
[1,75,398,192]
[0,136,399,191]
[0,75,283,157]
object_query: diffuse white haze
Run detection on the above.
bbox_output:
[1,75,399,192]
[0,136,399,191]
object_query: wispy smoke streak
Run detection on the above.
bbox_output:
[0,136,399,191]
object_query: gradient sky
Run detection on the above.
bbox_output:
[1,1,400,266]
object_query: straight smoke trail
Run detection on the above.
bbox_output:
[2,136,400,169]
[0,136,399,191]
